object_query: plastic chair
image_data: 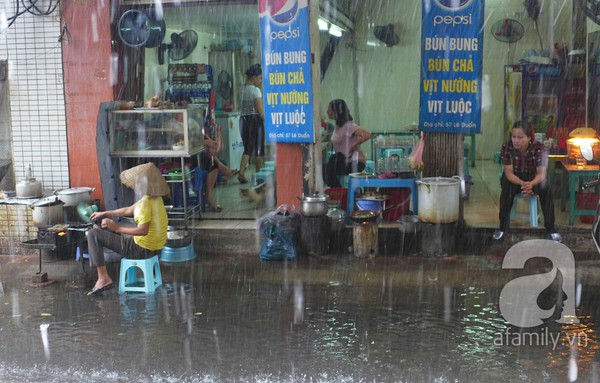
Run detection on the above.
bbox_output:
[510,194,540,227]
[118,255,162,294]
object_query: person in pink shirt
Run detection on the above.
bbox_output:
[324,99,372,187]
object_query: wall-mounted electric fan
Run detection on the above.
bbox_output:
[373,24,400,47]
[158,30,198,65]
[491,19,524,43]
[117,9,165,48]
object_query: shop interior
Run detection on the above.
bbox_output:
[108,0,600,227]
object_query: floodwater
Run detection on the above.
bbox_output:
[1,246,600,382]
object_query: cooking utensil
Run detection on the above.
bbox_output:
[349,210,379,223]
[298,193,329,216]
[16,164,43,198]
[55,187,94,207]
[30,196,64,228]
[416,177,461,223]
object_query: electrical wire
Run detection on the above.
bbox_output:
[3,0,60,31]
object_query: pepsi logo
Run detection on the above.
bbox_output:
[259,0,299,24]
[436,0,471,9]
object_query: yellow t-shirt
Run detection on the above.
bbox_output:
[133,195,168,251]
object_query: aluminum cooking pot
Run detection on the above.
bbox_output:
[55,187,95,207]
[298,193,329,216]
[30,196,64,228]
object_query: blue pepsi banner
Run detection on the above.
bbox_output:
[259,0,314,143]
[419,0,484,133]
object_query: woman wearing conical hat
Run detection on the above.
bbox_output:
[86,162,169,296]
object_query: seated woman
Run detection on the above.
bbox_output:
[323,99,372,187]
[493,121,562,243]
[199,136,239,212]
[87,162,169,296]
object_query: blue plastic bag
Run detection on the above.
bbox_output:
[259,221,296,261]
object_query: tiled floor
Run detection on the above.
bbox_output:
[191,159,595,232]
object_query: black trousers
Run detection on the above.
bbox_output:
[498,175,555,232]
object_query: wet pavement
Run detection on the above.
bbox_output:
[2,238,600,382]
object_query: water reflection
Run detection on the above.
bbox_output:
[0,255,599,382]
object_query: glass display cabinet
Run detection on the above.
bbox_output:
[108,105,206,222]
[109,105,205,157]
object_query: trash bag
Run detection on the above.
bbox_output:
[258,205,300,261]
[259,221,296,261]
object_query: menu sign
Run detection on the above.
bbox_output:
[258,0,314,143]
[419,0,484,134]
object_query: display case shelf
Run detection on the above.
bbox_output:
[109,106,205,157]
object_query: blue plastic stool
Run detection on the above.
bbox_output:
[260,164,275,172]
[383,148,404,158]
[510,194,540,227]
[118,255,162,294]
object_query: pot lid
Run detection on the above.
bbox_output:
[32,196,63,207]
[301,193,329,202]
[57,187,94,195]
[416,177,461,185]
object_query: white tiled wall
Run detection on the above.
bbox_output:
[0,10,68,190]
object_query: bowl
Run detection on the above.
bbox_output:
[119,101,135,110]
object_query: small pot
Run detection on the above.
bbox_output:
[30,196,64,228]
[398,215,421,233]
[55,187,94,207]
[298,193,329,216]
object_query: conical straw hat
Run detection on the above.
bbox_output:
[119,163,170,197]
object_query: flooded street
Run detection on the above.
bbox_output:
[1,250,600,382]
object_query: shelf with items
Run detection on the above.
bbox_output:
[371,132,418,175]
[165,63,213,104]
[109,106,205,158]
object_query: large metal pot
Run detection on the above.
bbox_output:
[416,177,460,223]
[55,187,94,207]
[298,193,329,216]
[30,196,64,228]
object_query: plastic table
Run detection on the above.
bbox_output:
[345,175,418,214]
[559,159,599,225]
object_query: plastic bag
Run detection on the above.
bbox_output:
[409,132,425,171]
[259,221,296,261]
[258,205,300,261]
